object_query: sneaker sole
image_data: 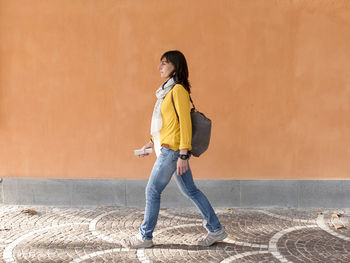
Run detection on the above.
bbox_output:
[198,232,228,246]
[120,239,153,249]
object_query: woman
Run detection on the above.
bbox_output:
[121,50,227,248]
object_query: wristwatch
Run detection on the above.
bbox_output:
[179,154,190,160]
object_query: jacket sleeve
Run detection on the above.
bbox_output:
[172,85,192,150]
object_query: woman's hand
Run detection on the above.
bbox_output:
[177,158,189,175]
[139,140,154,157]
[177,148,189,175]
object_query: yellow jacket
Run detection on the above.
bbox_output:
[159,84,192,151]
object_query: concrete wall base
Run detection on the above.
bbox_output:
[2,178,350,208]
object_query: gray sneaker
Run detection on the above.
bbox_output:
[120,233,153,249]
[198,229,228,246]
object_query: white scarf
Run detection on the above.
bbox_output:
[151,77,176,157]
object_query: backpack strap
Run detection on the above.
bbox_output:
[171,91,196,123]
[171,91,180,122]
[189,95,196,111]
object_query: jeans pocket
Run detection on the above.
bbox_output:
[160,147,169,155]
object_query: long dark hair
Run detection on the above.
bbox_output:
[161,50,191,93]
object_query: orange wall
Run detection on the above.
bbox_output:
[1,0,350,179]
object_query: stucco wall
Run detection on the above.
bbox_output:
[0,0,349,179]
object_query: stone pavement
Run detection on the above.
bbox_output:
[0,205,350,262]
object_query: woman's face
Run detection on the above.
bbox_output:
[158,58,175,79]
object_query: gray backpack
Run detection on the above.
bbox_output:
[171,92,212,157]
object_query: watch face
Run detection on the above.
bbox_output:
[180,154,189,160]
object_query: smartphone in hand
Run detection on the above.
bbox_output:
[134,148,153,156]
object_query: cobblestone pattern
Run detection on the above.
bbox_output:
[0,205,349,262]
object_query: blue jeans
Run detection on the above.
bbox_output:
[139,147,223,240]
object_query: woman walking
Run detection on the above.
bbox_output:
[121,50,227,248]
